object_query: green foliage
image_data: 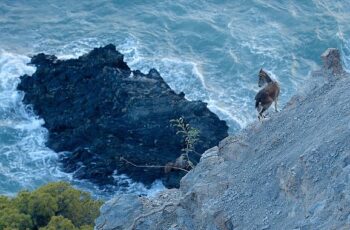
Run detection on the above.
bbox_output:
[28,191,59,227]
[14,191,31,214]
[35,182,103,227]
[0,196,13,209]
[0,182,103,230]
[0,208,33,230]
[170,117,200,169]
[39,216,76,230]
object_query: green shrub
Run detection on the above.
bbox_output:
[39,216,76,230]
[28,192,59,227]
[0,182,103,230]
[35,182,102,227]
[170,117,200,170]
[0,208,33,230]
[0,196,12,209]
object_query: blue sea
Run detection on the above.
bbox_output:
[0,0,349,197]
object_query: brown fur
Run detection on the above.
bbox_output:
[255,69,280,120]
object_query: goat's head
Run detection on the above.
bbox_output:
[258,68,270,87]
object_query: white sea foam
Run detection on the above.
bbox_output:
[0,50,69,196]
[112,172,165,197]
[339,36,350,72]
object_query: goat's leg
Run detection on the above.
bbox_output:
[274,98,278,112]
[258,111,263,121]
[259,100,273,121]
[258,114,264,121]
[258,107,267,121]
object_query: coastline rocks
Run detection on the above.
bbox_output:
[17,44,228,188]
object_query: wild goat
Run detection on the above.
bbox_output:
[255,69,280,120]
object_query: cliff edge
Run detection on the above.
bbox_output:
[96,49,350,230]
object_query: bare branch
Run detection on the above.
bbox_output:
[120,157,189,173]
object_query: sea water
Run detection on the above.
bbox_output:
[0,0,349,197]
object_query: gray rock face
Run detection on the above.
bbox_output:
[95,49,350,230]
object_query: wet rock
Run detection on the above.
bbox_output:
[18,44,228,188]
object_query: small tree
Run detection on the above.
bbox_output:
[120,117,201,173]
[168,117,200,171]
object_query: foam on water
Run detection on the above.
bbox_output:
[0,51,69,196]
[339,35,350,72]
[112,172,165,197]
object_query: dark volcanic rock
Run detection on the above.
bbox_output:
[18,44,228,188]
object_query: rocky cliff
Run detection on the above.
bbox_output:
[17,44,228,188]
[96,49,350,229]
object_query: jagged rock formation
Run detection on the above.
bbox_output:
[95,49,350,229]
[17,44,228,188]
